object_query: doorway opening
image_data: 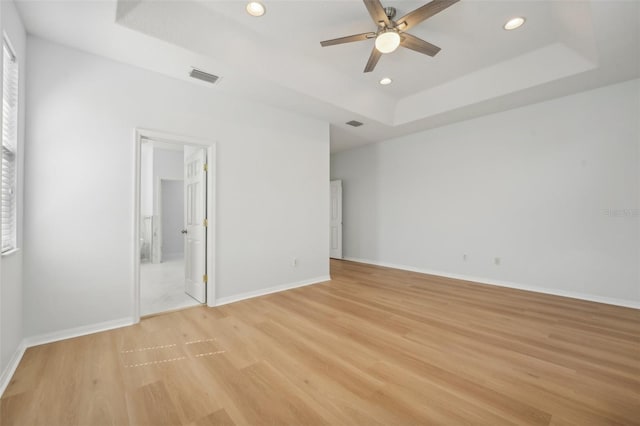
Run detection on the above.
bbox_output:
[134,129,216,320]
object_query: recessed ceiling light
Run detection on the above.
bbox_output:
[379,77,392,85]
[504,17,525,30]
[246,1,266,17]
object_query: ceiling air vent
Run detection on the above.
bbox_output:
[346,120,363,127]
[189,68,220,85]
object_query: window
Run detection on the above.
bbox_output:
[2,38,18,253]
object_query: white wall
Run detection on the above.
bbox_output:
[153,147,183,260]
[0,0,26,386]
[332,79,640,306]
[23,37,329,337]
[161,179,183,259]
[153,147,182,181]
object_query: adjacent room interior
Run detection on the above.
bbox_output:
[139,137,209,316]
[0,0,638,424]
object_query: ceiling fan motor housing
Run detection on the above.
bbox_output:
[384,7,397,19]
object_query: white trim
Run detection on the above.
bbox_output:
[156,175,163,263]
[0,340,26,397]
[206,143,217,307]
[133,132,142,321]
[0,247,20,257]
[215,276,331,307]
[23,317,135,348]
[343,257,640,310]
[138,128,213,147]
[133,128,217,321]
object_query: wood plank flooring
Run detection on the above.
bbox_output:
[2,260,639,425]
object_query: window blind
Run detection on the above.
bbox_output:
[2,40,18,253]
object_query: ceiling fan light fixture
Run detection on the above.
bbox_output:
[318,0,459,73]
[375,30,401,54]
[503,16,525,30]
[379,77,392,85]
[246,1,266,17]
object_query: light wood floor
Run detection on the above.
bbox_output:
[2,260,639,425]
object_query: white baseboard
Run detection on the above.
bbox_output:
[23,317,136,348]
[1,276,330,394]
[1,276,331,396]
[215,275,331,307]
[4,260,633,397]
[0,340,27,397]
[343,257,640,309]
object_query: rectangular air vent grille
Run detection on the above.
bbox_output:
[189,68,220,85]
[346,120,363,127]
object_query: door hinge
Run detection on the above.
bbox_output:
[203,163,208,172]
[203,274,208,283]
[203,218,208,227]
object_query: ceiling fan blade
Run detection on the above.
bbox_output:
[363,0,390,28]
[364,46,382,73]
[396,0,459,31]
[400,33,441,56]
[321,32,376,47]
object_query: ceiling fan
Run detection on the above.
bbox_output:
[320,0,459,73]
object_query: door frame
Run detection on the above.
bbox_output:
[133,128,216,323]
[330,179,343,259]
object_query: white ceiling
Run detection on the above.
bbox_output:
[15,0,640,152]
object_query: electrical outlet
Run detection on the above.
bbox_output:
[292,258,298,267]
[463,254,467,261]
[494,257,501,266]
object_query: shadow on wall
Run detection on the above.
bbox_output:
[330,144,381,261]
[160,179,184,261]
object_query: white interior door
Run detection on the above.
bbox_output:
[330,180,343,259]
[184,148,207,303]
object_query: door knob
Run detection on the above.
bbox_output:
[181,229,188,234]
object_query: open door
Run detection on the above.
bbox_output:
[330,180,343,259]
[184,148,207,303]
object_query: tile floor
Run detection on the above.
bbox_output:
[140,258,200,316]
